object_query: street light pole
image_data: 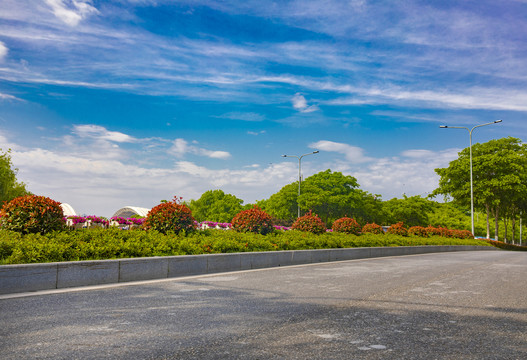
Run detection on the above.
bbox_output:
[282,151,319,218]
[439,120,502,237]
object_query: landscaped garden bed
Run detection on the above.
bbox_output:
[0,227,491,265]
[0,194,495,265]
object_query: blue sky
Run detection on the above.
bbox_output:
[0,0,525,217]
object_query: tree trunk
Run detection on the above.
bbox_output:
[511,216,516,244]
[485,204,490,239]
[494,207,499,241]
[503,217,508,243]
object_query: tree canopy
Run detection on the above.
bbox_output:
[433,137,527,239]
[257,182,298,223]
[188,189,244,223]
[1,149,31,206]
[260,169,363,225]
[298,169,362,223]
[383,195,434,227]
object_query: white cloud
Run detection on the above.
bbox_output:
[327,86,527,112]
[10,147,194,216]
[292,93,308,109]
[309,140,373,163]
[0,92,23,101]
[0,131,19,150]
[0,41,8,61]
[0,0,525,119]
[200,149,232,159]
[45,0,99,26]
[292,93,319,113]
[9,147,294,217]
[401,149,435,159]
[4,125,459,217]
[73,125,136,143]
[169,138,231,160]
[247,130,266,136]
[350,148,460,199]
[170,138,189,158]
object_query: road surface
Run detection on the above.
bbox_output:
[1,250,526,359]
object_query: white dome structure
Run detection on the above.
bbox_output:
[60,203,77,216]
[112,206,150,218]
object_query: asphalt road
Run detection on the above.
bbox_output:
[1,250,526,359]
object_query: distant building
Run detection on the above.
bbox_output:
[60,203,76,217]
[112,206,150,218]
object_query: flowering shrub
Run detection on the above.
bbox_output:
[361,223,384,235]
[332,217,361,235]
[408,226,429,237]
[425,226,452,237]
[450,229,474,239]
[110,216,133,225]
[274,225,290,231]
[86,215,109,225]
[425,226,472,239]
[291,211,326,234]
[231,207,274,235]
[143,196,196,234]
[67,216,87,225]
[0,195,64,234]
[127,217,144,226]
[109,217,143,227]
[386,222,408,236]
[199,221,231,229]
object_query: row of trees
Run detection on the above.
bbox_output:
[433,137,527,242]
[188,171,475,231]
[188,137,527,243]
[4,137,526,243]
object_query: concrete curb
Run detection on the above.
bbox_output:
[0,245,495,295]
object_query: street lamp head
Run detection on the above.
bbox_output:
[439,125,448,128]
[494,119,503,123]
[313,150,319,154]
[281,155,287,157]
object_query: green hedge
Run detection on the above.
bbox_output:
[0,228,491,265]
[485,239,527,251]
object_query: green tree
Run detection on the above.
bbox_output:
[352,191,387,225]
[427,202,475,231]
[297,169,362,225]
[261,170,379,226]
[433,137,527,240]
[383,195,434,227]
[189,190,244,223]
[1,149,31,206]
[258,182,298,223]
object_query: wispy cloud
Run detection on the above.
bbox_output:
[247,130,266,136]
[73,125,136,143]
[327,86,527,112]
[0,41,8,61]
[1,125,463,216]
[1,1,525,114]
[0,92,23,101]
[1,0,525,217]
[342,148,460,200]
[8,148,295,216]
[292,93,319,113]
[169,138,231,160]
[309,140,372,163]
[44,0,99,26]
